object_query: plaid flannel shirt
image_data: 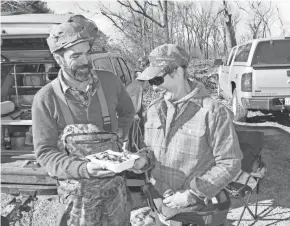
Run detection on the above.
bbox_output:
[59,70,100,108]
[143,81,243,199]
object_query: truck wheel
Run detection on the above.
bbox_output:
[232,89,248,122]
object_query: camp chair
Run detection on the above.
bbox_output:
[225,130,267,226]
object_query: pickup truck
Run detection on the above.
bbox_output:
[215,37,290,122]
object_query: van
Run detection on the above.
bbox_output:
[1,13,142,124]
[1,13,144,199]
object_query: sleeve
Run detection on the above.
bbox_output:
[189,106,243,198]
[130,147,156,174]
[32,93,90,180]
[131,109,156,173]
[115,78,135,140]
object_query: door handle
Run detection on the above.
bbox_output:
[287,70,290,77]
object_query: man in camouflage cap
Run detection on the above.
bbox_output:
[32,16,145,226]
[136,44,243,225]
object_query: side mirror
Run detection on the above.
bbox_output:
[214,59,223,66]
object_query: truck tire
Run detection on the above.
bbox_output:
[232,89,248,122]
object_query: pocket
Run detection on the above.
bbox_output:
[177,125,207,158]
[144,120,163,145]
[180,125,206,137]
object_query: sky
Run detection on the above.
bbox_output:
[46,0,290,40]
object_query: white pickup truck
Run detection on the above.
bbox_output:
[215,37,290,122]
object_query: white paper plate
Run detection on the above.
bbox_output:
[86,150,140,173]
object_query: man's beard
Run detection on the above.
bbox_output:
[63,63,91,82]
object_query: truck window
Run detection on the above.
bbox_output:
[234,43,252,62]
[252,39,290,65]
[226,47,237,66]
[117,58,132,84]
[93,58,114,73]
[112,58,126,84]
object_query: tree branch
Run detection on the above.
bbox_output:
[147,1,158,7]
[74,2,96,14]
[116,0,164,27]
[101,11,138,44]
[157,1,163,12]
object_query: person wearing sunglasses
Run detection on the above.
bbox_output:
[135,44,243,226]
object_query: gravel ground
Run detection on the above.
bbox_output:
[2,77,290,226]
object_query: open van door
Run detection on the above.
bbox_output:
[1,13,72,61]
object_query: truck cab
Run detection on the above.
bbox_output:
[215,37,290,122]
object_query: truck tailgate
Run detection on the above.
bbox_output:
[252,66,290,96]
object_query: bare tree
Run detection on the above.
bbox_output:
[1,0,52,13]
[236,0,276,39]
[276,6,285,37]
[102,0,170,43]
[221,0,237,48]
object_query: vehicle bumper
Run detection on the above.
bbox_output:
[241,97,290,112]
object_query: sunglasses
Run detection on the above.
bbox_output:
[148,73,167,86]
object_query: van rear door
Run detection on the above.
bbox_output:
[1,14,71,61]
[251,39,290,96]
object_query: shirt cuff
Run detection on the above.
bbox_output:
[189,178,207,199]
[137,147,155,169]
[79,162,91,179]
[66,161,90,179]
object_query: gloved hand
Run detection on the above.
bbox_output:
[86,161,116,178]
[132,156,148,170]
[163,190,200,209]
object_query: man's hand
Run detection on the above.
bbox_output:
[163,190,199,209]
[86,162,116,178]
[132,156,148,170]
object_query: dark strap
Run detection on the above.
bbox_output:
[51,78,74,125]
[96,78,111,132]
[51,74,112,131]
[91,70,112,131]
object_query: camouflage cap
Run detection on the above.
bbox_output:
[136,44,190,81]
[47,19,94,54]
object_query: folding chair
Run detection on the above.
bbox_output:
[226,130,267,226]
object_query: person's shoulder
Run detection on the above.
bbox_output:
[202,97,233,119]
[34,81,54,104]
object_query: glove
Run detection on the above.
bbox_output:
[163,190,200,209]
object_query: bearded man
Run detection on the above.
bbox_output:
[32,17,140,226]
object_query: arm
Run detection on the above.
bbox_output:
[116,79,135,140]
[32,93,90,180]
[131,147,156,173]
[129,110,156,173]
[189,106,243,198]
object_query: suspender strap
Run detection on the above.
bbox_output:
[51,78,74,125]
[92,70,112,132]
[51,72,112,132]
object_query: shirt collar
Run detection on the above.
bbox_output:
[58,69,98,94]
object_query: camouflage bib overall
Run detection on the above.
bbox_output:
[51,78,132,226]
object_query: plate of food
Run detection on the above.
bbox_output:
[86,150,140,173]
